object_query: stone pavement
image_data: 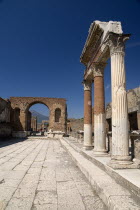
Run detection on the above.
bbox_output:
[0,138,106,210]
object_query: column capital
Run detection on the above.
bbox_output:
[93,62,107,78]
[83,80,92,91]
[107,33,130,56]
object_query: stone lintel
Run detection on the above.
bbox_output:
[80,21,123,66]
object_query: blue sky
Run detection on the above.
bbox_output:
[0,0,140,118]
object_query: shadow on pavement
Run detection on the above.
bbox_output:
[0,137,28,148]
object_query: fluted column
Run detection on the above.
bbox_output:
[109,34,132,166]
[83,80,93,150]
[93,63,107,154]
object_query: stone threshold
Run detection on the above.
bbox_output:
[61,137,140,210]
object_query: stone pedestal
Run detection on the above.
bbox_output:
[83,80,93,150]
[93,63,107,155]
[108,35,132,167]
[47,131,65,139]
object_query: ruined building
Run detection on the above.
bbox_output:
[0,97,67,138]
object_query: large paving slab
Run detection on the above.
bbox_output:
[0,138,106,210]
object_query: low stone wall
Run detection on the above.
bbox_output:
[0,123,12,138]
[12,131,29,138]
[46,131,65,139]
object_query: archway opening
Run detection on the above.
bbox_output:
[55,108,61,122]
[28,103,49,135]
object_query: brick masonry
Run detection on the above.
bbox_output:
[10,97,67,132]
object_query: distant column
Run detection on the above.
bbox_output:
[93,63,107,154]
[83,80,93,150]
[109,34,132,166]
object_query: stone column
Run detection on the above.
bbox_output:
[83,80,93,150]
[109,34,132,166]
[93,63,107,154]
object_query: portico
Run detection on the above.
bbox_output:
[81,21,133,168]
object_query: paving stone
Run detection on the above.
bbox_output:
[37,180,56,191]
[6,197,35,210]
[34,191,57,205]
[4,170,26,180]
[57,181,85,210]
[40,169,55,181]
[0,186,16,209]
[32,203,57,210]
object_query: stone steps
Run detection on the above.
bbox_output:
[60,138,140,210]
[63,138,140,200]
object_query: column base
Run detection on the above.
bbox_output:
[107,155,136,169]
[83,145,93,150]
[93,149,108,156]
[84,124,92,150]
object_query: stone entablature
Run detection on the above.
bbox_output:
[10,97,67,133]
[80,21,129,81]
[81,21,123,66]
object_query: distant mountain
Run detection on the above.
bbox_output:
[30,110,49,123]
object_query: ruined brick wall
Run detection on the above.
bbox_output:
[0,98,12,137]
[68,118,84,132]
[10,97,67,132]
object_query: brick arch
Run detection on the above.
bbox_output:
[26,101,50,112]
[10,97,67,133]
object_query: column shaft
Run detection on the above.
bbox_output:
[110,35,132,164]
[94,64,107,154]
[83,81,92,149]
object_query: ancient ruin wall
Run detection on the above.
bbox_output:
[10,97,67,132]
[0,98,12,137]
